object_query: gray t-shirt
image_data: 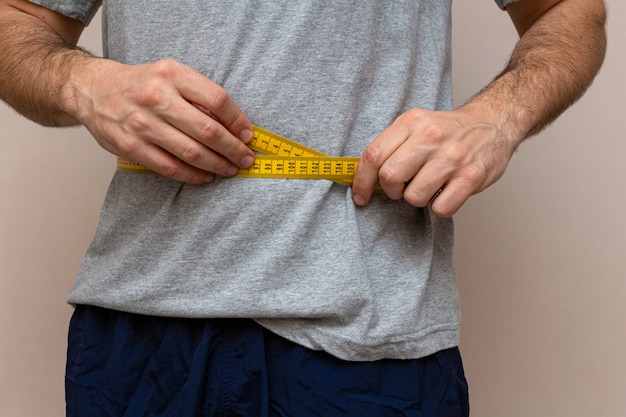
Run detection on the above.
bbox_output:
[32,0,515,361]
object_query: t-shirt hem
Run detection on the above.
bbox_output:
[29,0,101,25]
[256,319,461,362]
[67,298,460,362]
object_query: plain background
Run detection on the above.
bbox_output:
[1,1,624,416]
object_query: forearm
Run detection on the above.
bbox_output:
[460,0,607,146]
[0,7,94,126]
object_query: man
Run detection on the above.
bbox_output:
[0,0,606,416]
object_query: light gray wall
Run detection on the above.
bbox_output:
[1,2,623,416]
[453,2,626,416]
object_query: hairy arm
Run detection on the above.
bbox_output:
[465,0,607,140]
[0,0,255,184]
[352,0,607,217]
[0,0,88,126]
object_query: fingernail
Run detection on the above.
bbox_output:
[353,194,366,206]
[203,174,215,183]
[225,165,239,176]
[240,155,254,168]
[240,129,253,143]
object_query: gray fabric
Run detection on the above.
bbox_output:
[36,0,470,361]
[29,0,101,24]
[495,0,520,10]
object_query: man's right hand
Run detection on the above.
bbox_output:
[0,0,254,184]
[67,58,255,184]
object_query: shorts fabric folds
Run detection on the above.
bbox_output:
[66,305,469,417]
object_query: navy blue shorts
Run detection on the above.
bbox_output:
[66,305,469,417]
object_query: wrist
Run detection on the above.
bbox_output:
[457,80,536,149]
[58,51,101,125]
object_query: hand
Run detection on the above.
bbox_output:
[70,58,255,183]
[351,107,518,217]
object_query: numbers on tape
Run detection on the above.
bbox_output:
[247,125,326,158]
[237,156,359,179]
[245,126,355,186]
[117,125,372,188]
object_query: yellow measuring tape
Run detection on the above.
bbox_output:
[117,125,368,188]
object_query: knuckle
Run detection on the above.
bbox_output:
[198,119,221,141]
[422,124,446,143]
[207,86,230,110]
[161,163,210,184]
[160,163,182,179]
[116,136,143,157]
[136,82,169,109]
[136,60,180,108]
[459,163,487,186]
[361,144,382,166]
[400,108,426,123]
[151,59,179,78]
[378,166,401,185]
[180,144,203,164]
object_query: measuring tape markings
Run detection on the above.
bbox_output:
[248,126,325,157]
[237,156,359,179]
[242,126,356,186]
[117,125,380,189]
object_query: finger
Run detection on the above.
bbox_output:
[171,62,253,142]
[428,181,471,218]
[426,165,489,218]
[163,98,255,169]
[160,130,246,177]
[352,125,408,206]
[122,141,216,184]
[402,159,454,208]
[120,104,248,177]
[376,140,432,200]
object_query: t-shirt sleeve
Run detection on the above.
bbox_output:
[29,0,102,25]
[494,0,520,10]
